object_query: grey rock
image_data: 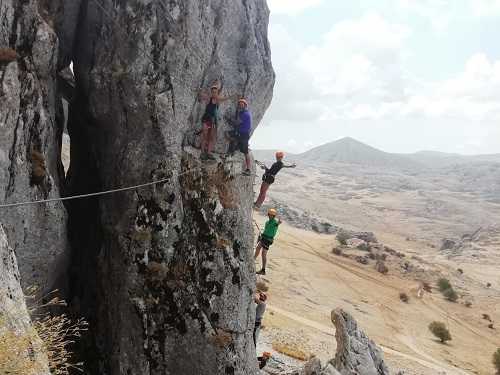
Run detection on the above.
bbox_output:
[331,309,390,375]
[64,1,274,374]
[440,238,457,251]
[2,0,274,373]
[322,364,341,375]
[303,357,322,375]
[0,0,69,291]
[0,224,50,374]
[337,229,377,246]
[261,199,338,234]
[375,260,389,274]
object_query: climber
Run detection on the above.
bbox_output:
[253,291,267,346]
[257,352,272,369]
[198,81,237,160]
[254,152,296,208]
[235,98,252,175]
[254,208,281,275]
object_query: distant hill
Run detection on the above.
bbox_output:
[253,138,500,170]
[297,137,423,171]
[407,150,500,167]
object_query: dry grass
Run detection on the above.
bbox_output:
[0,291,87,375]
[0,317,45,375]
[272,340,310,361]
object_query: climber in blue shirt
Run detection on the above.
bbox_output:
[237,98,252,175]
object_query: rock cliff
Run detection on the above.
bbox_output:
[66,1,273,373]
[0,224,50,374]
[2,0,274,374]
[0,0,69,291]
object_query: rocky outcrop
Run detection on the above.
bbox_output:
[2,0,274,373]
[331,309,389,375]
[338,229,378,244]
[0,0,69,290]
[0,224,50,374]
[64,1,274,374]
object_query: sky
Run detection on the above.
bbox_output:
[251,0,500,155]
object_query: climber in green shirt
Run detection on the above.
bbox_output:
[255,208,281,275]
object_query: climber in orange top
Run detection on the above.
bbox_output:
[254,151,296,208]
[198,80,238,160]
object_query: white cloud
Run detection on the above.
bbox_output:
[257,12,500,154]
[396,0,452,31]
[470,0,500,16]
[267,0,324,15]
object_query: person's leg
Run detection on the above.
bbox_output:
[253,324,258,346]
[207,126,216,154]
[254,243,262,259]
[245,152,251,171]
[261,249,269,271]
[255,182,270,207]
[254,324,261,346]
[201,125,209,154]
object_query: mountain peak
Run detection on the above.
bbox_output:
[298,137,420,170]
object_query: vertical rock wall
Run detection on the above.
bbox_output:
[66,1,274,374]
[1,0,274,373]
[0,224,50,375]
[0,0,69,291]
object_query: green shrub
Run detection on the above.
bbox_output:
[437,278,452,292]
[493,348,500,374]
[336,230,351,246]
[442,288,458,302]
[399,293,409,303]
[429,321,451,343]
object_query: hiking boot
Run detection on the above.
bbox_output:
[256,269,266,275]
[253,203,261,210]
[242,169,251,176]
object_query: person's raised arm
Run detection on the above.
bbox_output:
[218,93,240,103]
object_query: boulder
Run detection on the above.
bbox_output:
[331,309,389,375]
[440,239,456,251]
[303,357,322,375]
[322,364,342,375]
[338,229,378,244]
[375,260,389,275]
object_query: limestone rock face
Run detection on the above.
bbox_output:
[65,1,274,374]
[0,224,50,375]
[0,0,69,290]
[331,309,390,375]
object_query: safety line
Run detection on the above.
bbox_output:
[0,166,203,209]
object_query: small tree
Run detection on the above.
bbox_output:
[493,348,500,374]
[399,293,409,303]
[443,288,458,302]
[336,230,351,246]
[429,322,451,343]
[437,278,452,292]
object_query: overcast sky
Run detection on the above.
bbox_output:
[251,0,500,155]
